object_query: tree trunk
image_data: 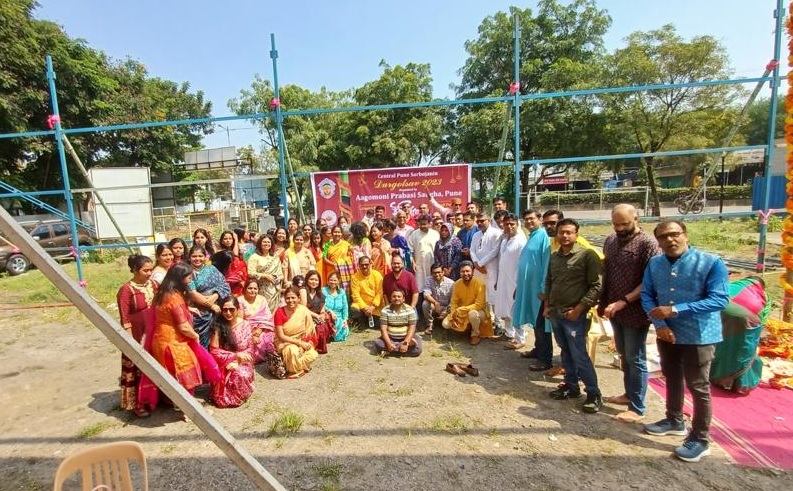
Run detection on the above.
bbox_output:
[644,156,661,216]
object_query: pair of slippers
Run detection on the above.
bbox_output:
[445,363,479,377]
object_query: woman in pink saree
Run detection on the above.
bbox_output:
[209,296,256,408]
[237,278,276,362]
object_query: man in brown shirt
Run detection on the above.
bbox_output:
[544,218,603,413]
[598,204,661,422]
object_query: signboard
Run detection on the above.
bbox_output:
[311,164,470,226]
[181,146,238,171]
[89,167,154,239]
[542,176,569,185]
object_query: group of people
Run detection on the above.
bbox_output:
[115,198,730,464]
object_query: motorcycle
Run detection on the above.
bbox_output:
[674,194,705,215]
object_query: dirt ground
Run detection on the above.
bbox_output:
[0,306,787,491]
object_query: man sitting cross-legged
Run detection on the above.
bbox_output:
[442,261,492,345]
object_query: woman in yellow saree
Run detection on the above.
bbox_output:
[324,225,354,292]
[274,287,319,378]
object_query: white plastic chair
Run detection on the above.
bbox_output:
[53,441,148,491]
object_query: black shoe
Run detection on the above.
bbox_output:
[528,362,552,371]
[520,349,538,359]
[549,383,581,400]
[581,393,603,414]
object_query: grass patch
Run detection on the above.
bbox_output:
[423,415,475,434]
[314,461,343,491]
[446,342,466,360]
[242,401,281,431]
[393,386,413,397]
[268,409,304,436]
[313,462,343,480]
[77,421,115,439]
[0,261,129,306]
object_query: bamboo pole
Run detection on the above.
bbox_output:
[0,206,286,491]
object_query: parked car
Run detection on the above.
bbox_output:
[0,239,30,276]
[0,220,95,276]
[28,220,94,260]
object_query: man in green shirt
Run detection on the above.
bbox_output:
[544,218,603,413]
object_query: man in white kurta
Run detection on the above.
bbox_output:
[494,213,527,348]
[472,212,503,331]
[407,215,439,298]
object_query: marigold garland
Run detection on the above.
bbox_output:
[782,3,793,303]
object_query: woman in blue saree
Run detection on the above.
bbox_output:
[186,244,231,348]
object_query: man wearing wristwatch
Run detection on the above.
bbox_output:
[640,219,729,463]
[598,204,661,423]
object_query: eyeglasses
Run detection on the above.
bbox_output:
[221,307,237,313]
[656,231,684,240]
[542,221,558,226]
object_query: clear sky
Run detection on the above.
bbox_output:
[34,0,783,150]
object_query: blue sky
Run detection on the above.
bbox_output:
[35,0,783,150]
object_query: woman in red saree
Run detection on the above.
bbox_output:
[274,287,319,378]
[116,254,156,418]
[209,296,256,408]
[218,230,249,295]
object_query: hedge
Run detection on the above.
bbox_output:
[538,185,751,206]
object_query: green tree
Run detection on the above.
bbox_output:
[339,61,445,168]
[740,96,784,146]
[602,24,739,215]
[451,0,614,202]
[0,0,212,207]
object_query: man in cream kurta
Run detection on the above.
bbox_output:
[494,213,527,348]
[406,215,439,296]
[471,212,503,328]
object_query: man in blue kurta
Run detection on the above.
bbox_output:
[512,209,551,370]
[641,220,729,463]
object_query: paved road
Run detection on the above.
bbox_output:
[567,204,754,221]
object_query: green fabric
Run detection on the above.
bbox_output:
[710,277,769,394]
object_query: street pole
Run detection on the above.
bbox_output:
[719,153,726,220]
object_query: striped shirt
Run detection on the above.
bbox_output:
[380,303,418,337]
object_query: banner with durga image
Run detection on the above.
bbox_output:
[310,164,470,226]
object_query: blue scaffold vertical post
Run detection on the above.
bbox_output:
[757,0,784,273]
[512,13,522,214]
[270,33,290,224]
[45,55,84,285]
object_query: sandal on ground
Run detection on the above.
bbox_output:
[445,363,466,377]
[456,363,479,376]
[604,394,630,405]
[613,410,645,423]
[134,408,151,418]
[545,366,565,377]
[469,336,481,346]
[504,342,525,350]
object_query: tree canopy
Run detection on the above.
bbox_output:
[602,24,740,214]
[0,0,212,200]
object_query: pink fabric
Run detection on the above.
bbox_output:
[649,378,793,469]
[209,320,256,408]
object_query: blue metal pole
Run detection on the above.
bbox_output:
[512,13,521,214]
[757,0,784,273]
[270,33,290,224]
[45,55,84,285]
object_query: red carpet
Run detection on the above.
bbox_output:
[649,378,793,469]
